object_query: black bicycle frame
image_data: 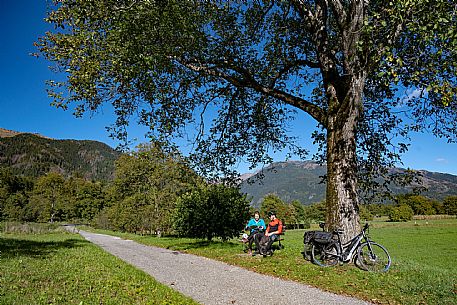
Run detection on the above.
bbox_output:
[334,226,368,262]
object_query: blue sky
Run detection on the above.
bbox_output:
[1,1,456,175]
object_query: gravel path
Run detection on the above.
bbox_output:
[70,227,370,305]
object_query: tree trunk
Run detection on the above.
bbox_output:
[325,79,364,242]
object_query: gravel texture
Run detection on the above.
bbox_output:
[68,226,370,305]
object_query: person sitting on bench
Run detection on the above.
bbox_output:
[254,211,283,255]
[244,211,265,255]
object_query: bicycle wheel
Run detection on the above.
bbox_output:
[311,243,339,267]
[357,242,391,272]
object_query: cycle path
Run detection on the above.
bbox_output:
[72,227,370,305]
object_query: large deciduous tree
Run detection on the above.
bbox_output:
[108,142,199,234]
[36,0,457,240]
[30,172,66,223]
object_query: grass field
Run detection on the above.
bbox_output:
[0,225,198,305]
[1,219,456,304]
[85,218,457,305]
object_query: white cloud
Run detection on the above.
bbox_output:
[396,88,427,109]
[435,158,448,163]
[405,88,423,100]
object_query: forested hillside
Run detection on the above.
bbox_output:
[0,131,120,181]
[241,161,457,206]
[240,161,327,206]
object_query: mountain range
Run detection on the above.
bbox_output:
[0,128,121,181]
[240,161,457,206]
[2,127,457,203]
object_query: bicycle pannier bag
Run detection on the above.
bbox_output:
[312,231,334,244]
[303,231,316,244]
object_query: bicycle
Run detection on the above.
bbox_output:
[305,222,391,272]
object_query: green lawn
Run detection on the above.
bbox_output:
[0,227,198,305]
[87,219,457,305]
[1,220,455,304]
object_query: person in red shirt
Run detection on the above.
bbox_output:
[254,211,283,255]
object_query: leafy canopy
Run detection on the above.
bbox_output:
[174,184,251,241]
[36,0,457,181]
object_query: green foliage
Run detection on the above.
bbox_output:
[359,205,374,221]
[36,0,457,239]
[259,194,286,219]
[365,203,392,217]
[291,200,306,223]
[174,184,251,241]
[443,196,457,215]
[3,193,29,221]
[65,177,107,221]
[105,142,199,234]
[0,169,33,221]
[1,171,109,224]
[388,204,414,222]
[258,194,310,227]
[304,201,326,222]
[396,194,444,215]
[29,172,66,223]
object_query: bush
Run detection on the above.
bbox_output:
[388,204,414,222]
[173,185,250,241]
[443,196,457,216]
[359,205,374,221]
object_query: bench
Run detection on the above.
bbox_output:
[240,225,286,254]
[271,225,286,250]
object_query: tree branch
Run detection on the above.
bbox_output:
[178,60,327,126]
[269,58,320,88]
[290,0,316,27]
[329,0,347,32]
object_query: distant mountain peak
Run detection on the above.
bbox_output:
[0,129,120,181]
[240,160,457,206]
[240,160,323,179]
[0,127,51,139]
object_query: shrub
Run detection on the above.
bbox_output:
[388,204,414,222]
[443,196,457,216]
[173,185,250,241]
[359,205,374,221]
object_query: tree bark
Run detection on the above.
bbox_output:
[325,78,364,242]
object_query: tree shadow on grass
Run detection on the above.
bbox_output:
[0,237,89,259]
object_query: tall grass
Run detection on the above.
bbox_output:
[0,221,63,234]
[0,226,198,305]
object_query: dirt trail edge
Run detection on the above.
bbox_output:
[72,227,370,305]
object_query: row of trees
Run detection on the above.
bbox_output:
[2,142,456,240]
[303,194,457,223]
[0,169,106,223]
[255,193,457,226]
[0,143,251,241]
